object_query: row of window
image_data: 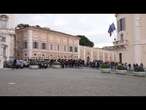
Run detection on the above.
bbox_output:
[24,53,78,59]
[24,41,78,52]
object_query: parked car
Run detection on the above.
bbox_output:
[4,59,29,69]
[4,59,15,68]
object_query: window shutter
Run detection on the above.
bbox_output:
[117,20,120,32]
[123,18,125,31]
[120,19,122,31]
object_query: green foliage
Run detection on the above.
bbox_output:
[134,66,144,72]
[17,24,30,28]
[100,63,110,68]
[77,35,94,47]
[36,25,40,27]
[117,65,126,70]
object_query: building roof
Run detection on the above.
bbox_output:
[102,46,115,50]
[15,25,80,39]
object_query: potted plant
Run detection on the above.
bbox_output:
[100,63,111,73]
[29,59,39,69]
[116,64,127,75]
[52,60,62,68]
[133,66,146,77]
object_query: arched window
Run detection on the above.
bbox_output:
[42,43,46,49]
[74,47,78,52]
[33,41,38,49]
[24,41,27,49]
[50,44,53,50]
[64,46,66,51]
[69,46,73,52]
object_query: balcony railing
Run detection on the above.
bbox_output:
[113,40,128,46]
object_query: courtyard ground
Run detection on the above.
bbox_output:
[0,68,146,96]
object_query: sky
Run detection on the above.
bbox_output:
[14,14,117,48]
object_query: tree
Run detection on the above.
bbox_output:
[35,25,40,28]
[77,35,94,47]
[17,24,29,29]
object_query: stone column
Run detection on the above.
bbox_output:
[78,42,80,59]
[83,46,86,61]
[91,48,93,61]
[6,33,10,61]
[102,51,105,62]
[133,14,142,64]
[98,49,100,60]
[27,30,32,59]
[0,40,3,68]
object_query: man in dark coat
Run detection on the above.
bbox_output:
[13,59,17,69]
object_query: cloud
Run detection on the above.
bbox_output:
[53,16,67,26]
[95,43,113,48]
[14,14,116,48]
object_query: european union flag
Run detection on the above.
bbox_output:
[108,25,112,36]
[108,23,116,37]
[111,23,116,31]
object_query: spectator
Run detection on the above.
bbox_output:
[139,63,144,72]
[128,64,131,71]
[124,63,127,70]
[133,64,136,71]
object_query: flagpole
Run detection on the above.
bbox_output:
[113,30,117,63]
[113,31,117,40]
[108,22,117,63]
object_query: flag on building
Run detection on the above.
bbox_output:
[108,23,116,37]
[108,25,112,36]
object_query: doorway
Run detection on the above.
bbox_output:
[119,53,122,63]
[86,56,90,66]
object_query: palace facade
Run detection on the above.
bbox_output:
[15,25,115,63]
[79,46,114,62]
[113,14,146,67]
[15,26,80,60]
[5,14,146,68]
[0,15,15,68]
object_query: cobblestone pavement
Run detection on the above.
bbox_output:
[0,68,146,96]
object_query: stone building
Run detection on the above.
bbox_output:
[0,15,15,68]
[15,24,115,63]
[15,25,80,60]
[3,14,146,68]
[113,14,146,67]
[79,45,114,63]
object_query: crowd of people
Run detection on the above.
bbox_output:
[48,59,85,68]
[4,58,145,71]
[97,61,145,71]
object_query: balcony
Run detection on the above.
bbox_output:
[113,40,128,48]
